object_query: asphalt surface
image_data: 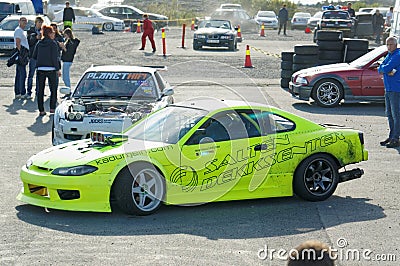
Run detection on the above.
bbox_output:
[0,28,398,265]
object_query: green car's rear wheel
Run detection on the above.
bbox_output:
[113,162,165,215]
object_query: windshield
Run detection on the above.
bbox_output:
[322,11,350,19]
[295,13,311,18]
[198,20,231,29]
[126,106,208,144]
[0,18,34,30]
[0,3,13,15]
[350,45,387,68]
[257,11,276,17]
[73,72,159,99]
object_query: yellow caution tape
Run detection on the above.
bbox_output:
[249,45,281,58]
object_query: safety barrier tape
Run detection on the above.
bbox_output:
[249,45,281,59]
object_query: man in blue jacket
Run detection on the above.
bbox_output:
[378,36,400,148]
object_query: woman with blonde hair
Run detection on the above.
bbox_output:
[61,28,80,88]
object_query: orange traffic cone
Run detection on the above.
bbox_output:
[243,45,254,68]
[305,27,311,34]
[136,20,141,33]
[237,25,242,39]
[260,23,265,37]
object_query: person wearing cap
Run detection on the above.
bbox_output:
[63,1,75,30]
[139,14,156,53]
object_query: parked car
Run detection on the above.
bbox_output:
[0,0,36,22]
[53,7,125,31]
[193,19,238,51]
[317,10,355,38]
[18,99,367,215]
[211,8,258,33]
[289,45,387,107]
[219,3,243,9]
[307,11,323,29]
[0,14,51,53]
[52,65,175,145]
[46,0,78,20]
[254,10,278,30]
[355,13,374,38]
[97,5,168,30]
[291,12,311,30]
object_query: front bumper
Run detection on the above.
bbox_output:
[194,39,233,48]
[289,81,313,101]
[17,165,112,212]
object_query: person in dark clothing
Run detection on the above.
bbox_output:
[61,28,80,88]
[63,1,75,30]
[373,9,385,44]
[32,25,61,116]
[139,14,156,52]
[347,2,355,17]
[27,16,43,98]
[278,4,289,35]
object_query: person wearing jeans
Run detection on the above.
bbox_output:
[27,16,43,98]
[61,28,80,88]
[32,25,61,116]
[378,36,400,148]
[13,17,29,99]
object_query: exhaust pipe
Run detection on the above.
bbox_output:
[339,168,364,183]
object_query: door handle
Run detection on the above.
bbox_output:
[254,144,267,151]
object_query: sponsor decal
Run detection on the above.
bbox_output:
[86,72,149,80]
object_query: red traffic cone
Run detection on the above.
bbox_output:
[136,20,141,33]
[260,23,265,37]
[305,27,311,34]
[243,45,254,68]
[237,24,242,39]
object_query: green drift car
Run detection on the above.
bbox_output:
[18,99,368,215]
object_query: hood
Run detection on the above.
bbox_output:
[195,28,234,34]
[99,15,124,23]
[30,138,168,169]
[295,63,353,76]
[255,17,278,22]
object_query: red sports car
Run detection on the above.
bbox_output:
[289,45,387,107]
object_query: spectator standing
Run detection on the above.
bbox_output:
[347,2,355,17]
[386,6,394,27]
[27,16,43,98]
[372,9,385,44]
[278,4,289,36]
[139,14,156,52]
[378,37,400,148]
[61,28,80,88]
[32,25,61,116]
[13,16,29,100]
[63,1,75,30]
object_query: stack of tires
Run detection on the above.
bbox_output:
[343,39,369,62]
[280,51,294,88]
[292,44,319,72]
[316,30,344,65]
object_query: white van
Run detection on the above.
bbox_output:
[46,0,78,20]
[0,0,36,22]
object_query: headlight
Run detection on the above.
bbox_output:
[26,159,33,169]
[194,34,206,39]
[294,76,308,85]
[52,165,98,176]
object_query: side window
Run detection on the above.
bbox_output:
[154,72,166,91]
[267,113,295,133]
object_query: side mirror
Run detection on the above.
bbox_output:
[59,86,71,95]
[369,62,380,69]
[161,87,174,97]
[194,25,198,30]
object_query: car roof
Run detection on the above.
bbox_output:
[83,65,158,74]
[172,99,272,113]
[99,5,143,13]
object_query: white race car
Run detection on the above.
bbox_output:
[52,65,174,145]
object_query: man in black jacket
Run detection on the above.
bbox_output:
[63,1,75,30]
[278,4,289,36]
[27,16,44,98]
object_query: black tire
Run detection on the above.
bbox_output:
[294,44,319,55]
[343,39,369,51]
[292,63,316,72]
[312,79,344,107]
[281,51,294,61]
[345,50,368,62]
[293,54,318,64]
[313,29,317,43]
[316,30,343,41]
[228,41,235,51]
[281,60,293,70]
[293,154,339,201]
[281,78,291,88]
[318,50,343,61]
[317,40,344,51]
[103,22,114,31]
[193,43,201,50]
[113,162,165,215]
[281,69,293,79]
[51,120,55,145]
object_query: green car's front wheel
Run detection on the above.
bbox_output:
[113,162,165,215]
[293,154,339,201]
